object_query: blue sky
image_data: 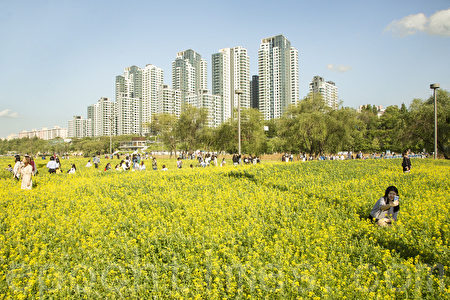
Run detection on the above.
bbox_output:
[0,0,449,138]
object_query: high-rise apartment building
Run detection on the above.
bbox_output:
[116,66,143,99]
[68,116,92,138]
[212,46,250,123]
[158,85,182,117]
[250,75,259,109]
[186,90,222,128]
[172,49,207,102]
[258,35,299,120]
[115,97,141,135]
[115,64,165,135]
[309,76,338,109]
[87,97,115,137]
[115,66,143,135]
[142,64,164,133]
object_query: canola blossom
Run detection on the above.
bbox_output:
[0,158,448,298]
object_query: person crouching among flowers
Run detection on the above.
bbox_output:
[370,186,400,227]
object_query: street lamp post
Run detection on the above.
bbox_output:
[109,116,114,156]
[430,83,440,159]
[235,90,244,158]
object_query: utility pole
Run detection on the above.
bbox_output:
[430,83,440,159]
[235,90,244,157]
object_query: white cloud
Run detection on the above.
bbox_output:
[0,109,19,118]
[327,64,351,73]
[427,9,450,36]
[385,9,450,37]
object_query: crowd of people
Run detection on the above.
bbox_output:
[278,150,428,162]
[6,150,413,226]
[8,155,37,190]
[8,149,415,228]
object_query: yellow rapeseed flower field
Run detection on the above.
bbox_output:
[0,157,448,298]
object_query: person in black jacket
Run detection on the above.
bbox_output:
[402,150,411,173]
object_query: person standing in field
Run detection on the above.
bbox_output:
[55,157,62,172]
[20,156,33,190]
[152,157,157,170]
[93,155,100,169]
[86,160,92,167]
[402,150,411,173]
[46,156,57,174]
[29,156,38,175]
[370,186,400,227]
[13,155,21,180]
[177,157,183,169]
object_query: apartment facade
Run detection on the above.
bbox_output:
[250,75,259,109]
[18,126,68,140]
[158,85,182,117]
[186,90,222,128]
[258,35,299,120]
[142,64,164,132]
[87,97,115,137]
[172,49,207,102]
[212,46,250,123]
[309,76,338,109]
[68,116,92,138]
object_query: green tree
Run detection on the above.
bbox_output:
[279,94,330,156]
[240,108,266,155]
[150,113,178,156]
[326,108,364,154]
[176,105,208,152]
[356,105,380,152]
[407,89,449,158]
[214,121,237,153]
[377,105,409,153]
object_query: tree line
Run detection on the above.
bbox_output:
[1,90,448,159]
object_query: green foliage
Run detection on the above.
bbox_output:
[240,108,266,155]
[176,105,209,151]
[2,90,449,157]
[214,121,237,153]
[407,90,449,158]
[150,113,178,156]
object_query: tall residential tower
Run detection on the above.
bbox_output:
[258,35,299,120]
[172,49,207,103]
[309,76,338,109]
[212,46,250,123]
[87,97,115,137]
[115,64,164,135]
[250,75,259,109]
[141,64,164,132]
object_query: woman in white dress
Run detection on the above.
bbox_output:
[20,156,33,190]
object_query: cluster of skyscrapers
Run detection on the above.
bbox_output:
[68,34,338,138]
